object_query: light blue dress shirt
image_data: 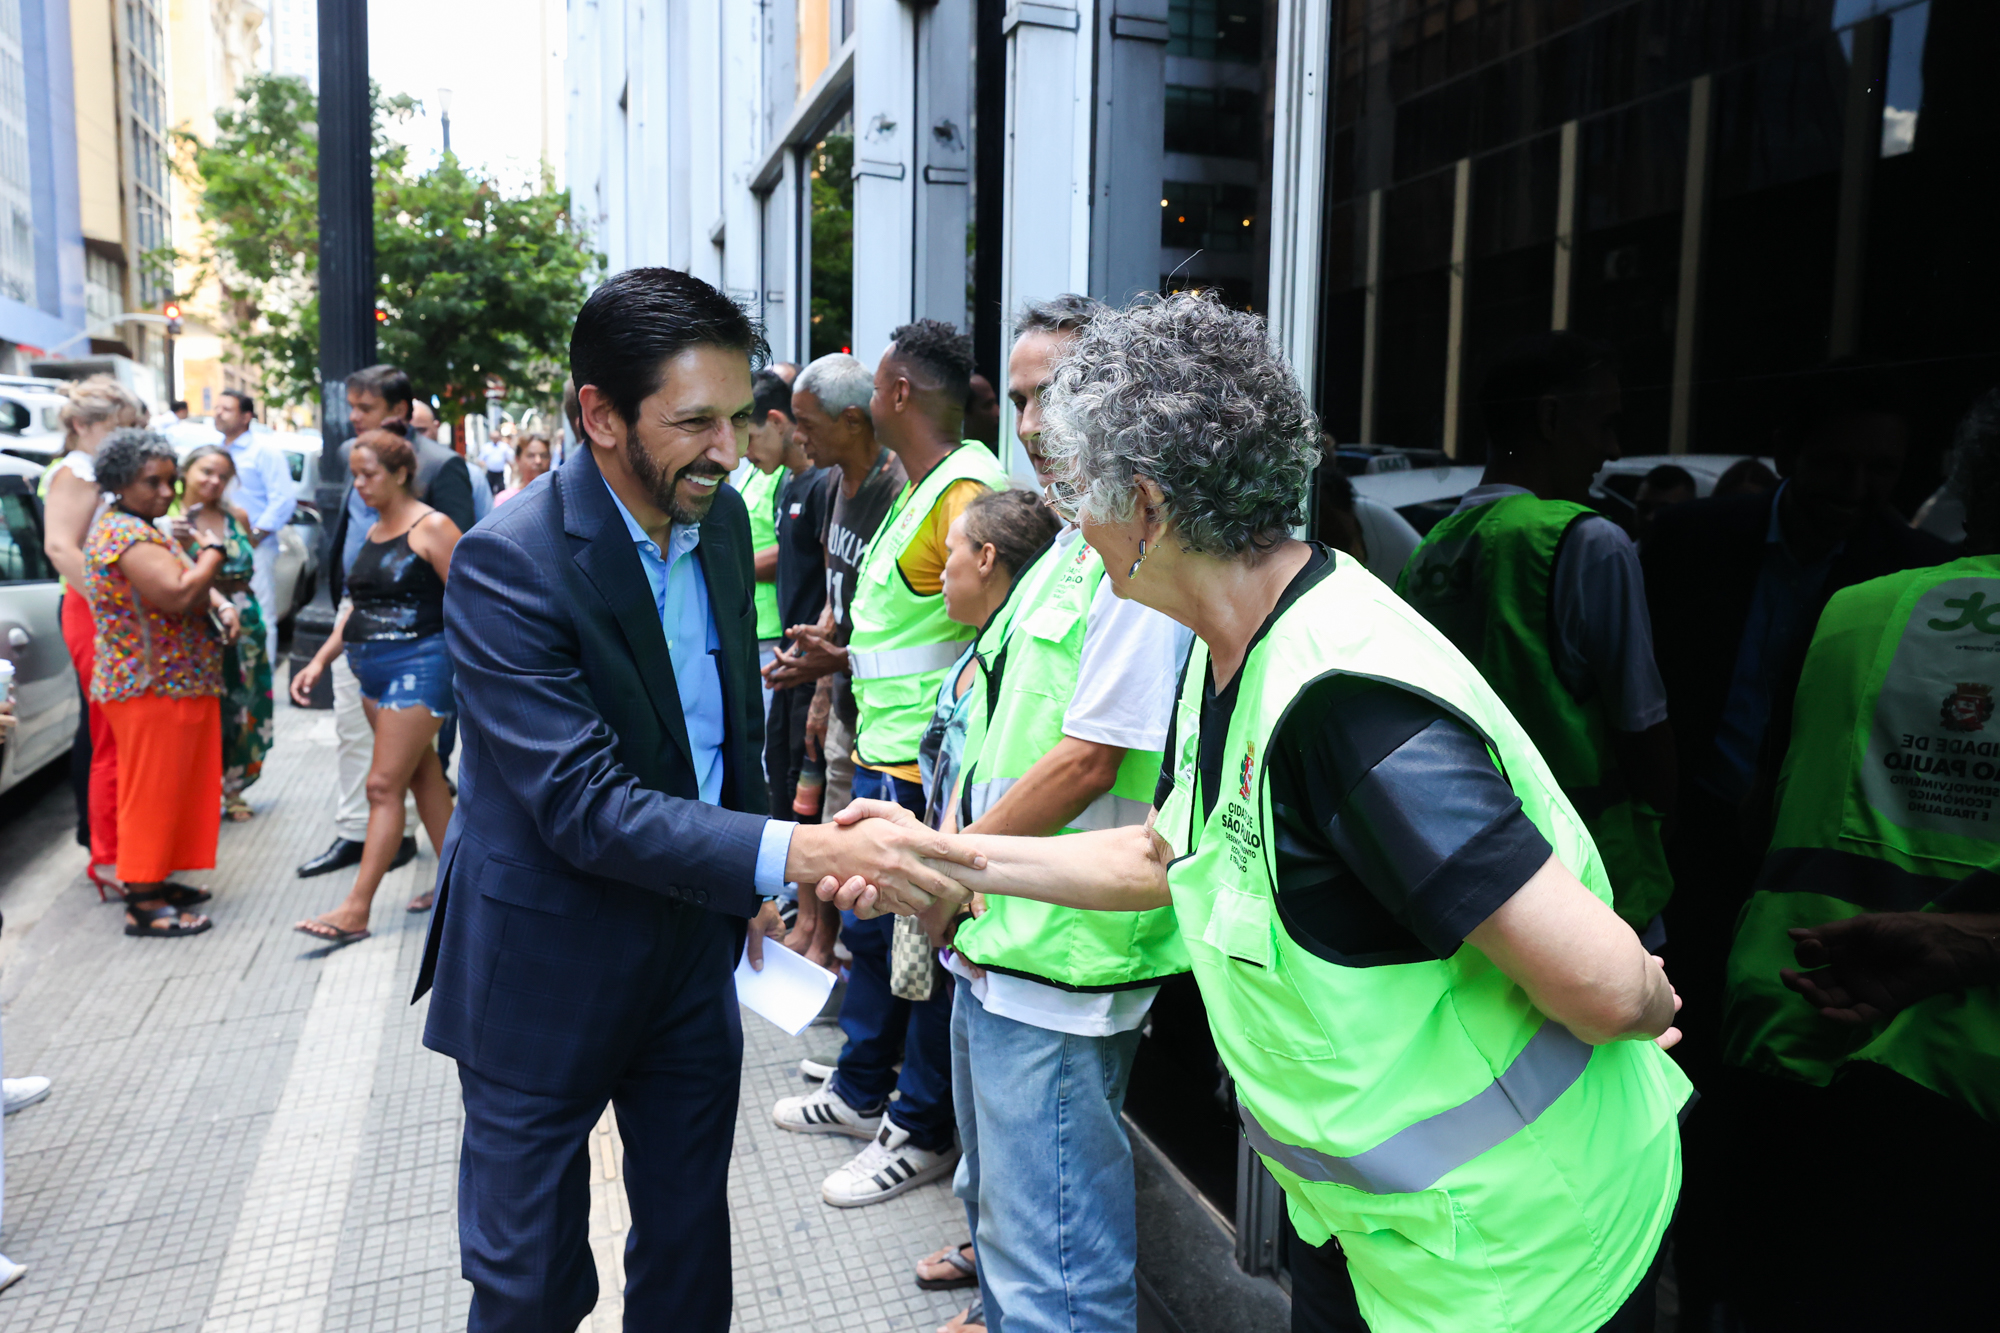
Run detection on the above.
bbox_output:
[222,431,298,542]
[601,476,795,894]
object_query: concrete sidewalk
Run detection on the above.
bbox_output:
[0,703,974,1331]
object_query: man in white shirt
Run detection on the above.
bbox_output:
[479,428,513,495]
[926,297,1192,1333]
[214,390,296,664]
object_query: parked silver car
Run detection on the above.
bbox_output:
[0,452,76,796]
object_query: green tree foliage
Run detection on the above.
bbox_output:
[809,131,854,361]
[179,74,599,421]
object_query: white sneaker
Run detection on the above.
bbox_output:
[821,1120,959,1208]
[798,1056,836,1082]
[1,1077,49,1116]
[773,1082,882,1139]
[0,1254,23,1293]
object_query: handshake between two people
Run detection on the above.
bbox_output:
[782,799,989,920]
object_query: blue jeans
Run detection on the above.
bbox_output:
[827,767,955,1152]
[952,985,1145,1333]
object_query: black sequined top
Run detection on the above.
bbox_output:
[346,525,446,642]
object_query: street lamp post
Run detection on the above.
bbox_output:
[439,87,453,157]
[290,0,376,703]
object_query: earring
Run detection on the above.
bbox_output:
[1127,539,1148,580]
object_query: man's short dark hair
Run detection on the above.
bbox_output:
[1014,294,1105,338]
[887,319,975,404]
[569,267,767,428]
[1479,332,1618,453]
[1640,463,1695,493]
[753,368,793,422]
[169,399,188,413]
[221,389,255,419]
[347,365,413,412]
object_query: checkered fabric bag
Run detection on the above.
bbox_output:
[890,913,936,1001]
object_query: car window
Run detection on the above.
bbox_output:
[0,400,30,435]
[0,489,54,583]
[284,450,305,482]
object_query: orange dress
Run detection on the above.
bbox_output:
[82,512,224,883]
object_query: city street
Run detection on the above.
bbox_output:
[0,704,971,1331]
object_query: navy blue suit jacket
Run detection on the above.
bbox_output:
[417,445,769,1095]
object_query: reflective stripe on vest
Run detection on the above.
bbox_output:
[1238,1023,1593,1196]
[851,639,972,680]
[966,777,1154,832]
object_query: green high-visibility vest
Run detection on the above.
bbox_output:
[1722,555,2000,1120]
[738,465,783,640]
[1398,494,1673,929]
[849,442,1009,767]
[1157,552,1688,1333]
[950,533,1188,990]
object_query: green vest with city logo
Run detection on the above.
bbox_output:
[1156,552,1688,1333]
[1397,493,1673,930]
[738,464,783,640]
[950,534,1188,990]
[848,442,1009,767]
[1722,555,2000,1121]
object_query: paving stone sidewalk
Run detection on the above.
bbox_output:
[0,704,973,1331]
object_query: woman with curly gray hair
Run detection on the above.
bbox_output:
[81,429,233,937]
[822,293,1690,1333]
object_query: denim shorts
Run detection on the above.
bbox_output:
[346,634,456,718]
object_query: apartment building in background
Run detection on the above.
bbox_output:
[564,2,1999,1322]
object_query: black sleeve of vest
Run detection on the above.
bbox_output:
[1271,676,1553,957]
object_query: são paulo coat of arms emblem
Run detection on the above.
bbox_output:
[1941,682,1995,733]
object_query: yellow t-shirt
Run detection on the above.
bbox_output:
[857,476,992,782]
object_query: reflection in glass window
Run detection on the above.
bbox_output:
[0,492,53,583]
[1164,85,1261,160]
[1881,1,1927,157]
[1161,181,1256,254]
[1167,0,1261,65]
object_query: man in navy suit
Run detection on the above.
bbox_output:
[416,268,976,1332]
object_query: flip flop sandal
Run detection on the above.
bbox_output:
[294,918,371,947]
[916,1242,978,1291]
[939,1302,985,1333]
[406,893,436,914]
[123,898,211,939]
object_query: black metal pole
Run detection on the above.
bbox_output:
[288,0,375,705]
[972,0,1006,387]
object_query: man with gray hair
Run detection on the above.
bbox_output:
[918,295,1193,1333]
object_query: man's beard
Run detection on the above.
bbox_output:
[626,437,726,525]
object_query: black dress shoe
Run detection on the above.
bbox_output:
[389,836,418,870]
[297,838,364,878]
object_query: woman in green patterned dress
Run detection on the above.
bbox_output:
[180,445,273,820]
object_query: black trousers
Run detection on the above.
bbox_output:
[456,909,742,1333]
[1290,1226,1668,1332]
[763,681,814,820]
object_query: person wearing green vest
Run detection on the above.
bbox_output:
[735,367,799,716]
[911,296,1193,1333]
[1680,396,2000,1331]
[771,321,1006,1211]
[1399,333,1676,940]
[820,294,1690,1333]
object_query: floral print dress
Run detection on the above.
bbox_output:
[217,512,273,799]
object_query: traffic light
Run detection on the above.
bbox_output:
[163,301,183,336]
[374,307,388,324]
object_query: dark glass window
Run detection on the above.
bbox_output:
[1167,0,1263,64]
[1164,85,1263,160]
[1161,181,1257,254]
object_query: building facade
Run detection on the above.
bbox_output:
[0,0,87,370]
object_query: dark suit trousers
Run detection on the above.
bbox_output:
[456,907,743,1333]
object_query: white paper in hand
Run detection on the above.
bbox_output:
[734,940,838,1036]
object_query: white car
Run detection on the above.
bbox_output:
[1589,453,1778,530]
[0,452,76,796]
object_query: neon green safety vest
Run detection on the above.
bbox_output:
[1157,553,1688,1333]
[1723,555,2000,1120]
[738,465,783,640]
[848,442,1009,767]
[1399,494,1673,930]
[950,533,1188,990]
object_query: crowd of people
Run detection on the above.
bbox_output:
[7,258,1994,1330]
